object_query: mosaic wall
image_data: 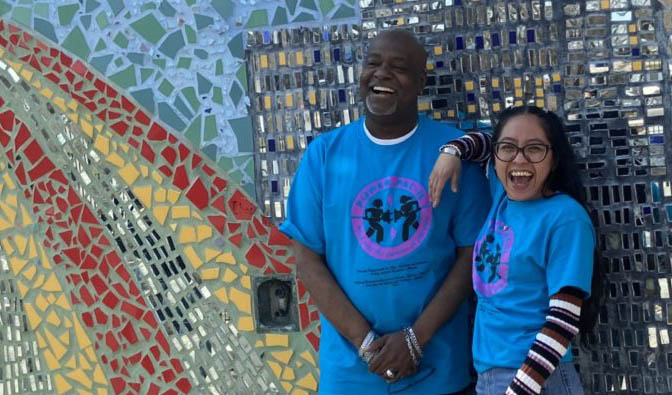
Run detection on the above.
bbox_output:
[0,0,671,394]
[247,0,672,393]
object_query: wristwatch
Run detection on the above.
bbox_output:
[439,144,461,157]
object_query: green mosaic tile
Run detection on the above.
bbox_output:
[319,0,335,15]
[213,86,223,105]
[85,0,101,13]
[293,12,315,22]
[81,14,92,29]
[0,1,11,17]
[113,31,129,48]
[272,7,289,26]
[62,26,91,60]
[140,68,154,83]
[128,52,146,65]
[174,95,194,119]
[90,54,113,73]
[159,0,176,17]
[95,11,109,29]
[217,156,234,173]
[33,18,58,42]
[158,102,187,131]
[181,87,200,112]
[227,32,243,59]
[300,0,318,11]
[184,115,202,146]
[228,116,254,152]
[109,65,137,89]
[140,3,157,12]
[158,30,185,59]
[245,9,269,28]
[106,0,124,16]
[204,115,218,140]
[11,6,31,27]
[236,65,248,93]
[211,0,233,19]
[159,79,175,96]
[197,73,213,95]
[185,25,197,44]
[229,81,243,106]
[185,0,196,6]
[152,58,166,69]
[177,56,192,69]
[58,3,79,26]
[131,13,167,45]
[216,59,223,76]
[286,0,298,15]
[34,3,49,18]
[194,14,214,30]
[332,4,355,19]
[94,38,107,51]
[202,144,218,160]
[114,56,123,67]
[131,88,156,113]
[194,49,208,60]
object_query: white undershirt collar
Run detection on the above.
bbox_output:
[363,120,418,145]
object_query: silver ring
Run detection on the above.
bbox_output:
[385,369,395,379]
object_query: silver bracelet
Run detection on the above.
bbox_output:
[404,327,423,359]
[403,330,419,366]
[358,330,378,363]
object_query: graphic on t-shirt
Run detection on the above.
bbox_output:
[472,220,514,297]
[351,176,432,260]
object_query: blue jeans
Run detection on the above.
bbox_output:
[476,363,584,395]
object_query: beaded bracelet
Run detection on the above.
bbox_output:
[358,330,378,363]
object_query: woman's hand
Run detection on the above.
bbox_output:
[429,153,462,207]
[366,332,417,383]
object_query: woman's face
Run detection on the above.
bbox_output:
[494,114,554,201]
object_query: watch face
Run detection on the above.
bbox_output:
[442,146,457,155]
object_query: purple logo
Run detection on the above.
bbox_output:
[472,220,514,297]
[351,176,432,260]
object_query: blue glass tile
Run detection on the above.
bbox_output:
[492,32,500,47]
[526,29,535,43]
[492,90,501,99]
[314,49,321,63]
[652,182,661,203]
[307,135,314,144]
[553,84,562,93]
[323,31,330,41]
[268,138,276,152]
[476,36,484,49]
[467,93,475,102]
[338,89,346,102]
[455,0,462,5]
[344,46,354,62]
[666,205,672,222]
[262,31,272,45]
[333,48,341,62]
[631,48,640,56]
[509,31,517,45]
[650,135,664,144]
[436,60,444,68]
[642,206,652,215]
[271,180,278,193]
[456,36,464,50]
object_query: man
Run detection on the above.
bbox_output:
[280,29,490,394]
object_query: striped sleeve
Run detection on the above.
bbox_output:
[505,287,584,395]
[445,132,492,163]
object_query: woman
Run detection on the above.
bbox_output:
[428,106,603,395]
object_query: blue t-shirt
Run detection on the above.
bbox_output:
[472,165,595,373]
[280,116,490,394]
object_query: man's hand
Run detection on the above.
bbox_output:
[429,153,462,207]
[367,332,417,382]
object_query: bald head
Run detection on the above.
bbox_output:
[369,30,428,72]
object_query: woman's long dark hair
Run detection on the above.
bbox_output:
[493,105,605,345]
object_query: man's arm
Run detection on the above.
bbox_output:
[367,246,473,377]
[293,240,371,348]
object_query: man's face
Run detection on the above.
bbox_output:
[359,34,426,120]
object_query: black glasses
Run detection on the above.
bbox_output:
[493,142,551,163]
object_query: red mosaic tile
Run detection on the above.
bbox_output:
[90,274,106,295]
[229,233,242,248]
[178,144,189,162]
[161,369,176,384]
[94,307,108,325]
[246,225,256,239]
[111,120,129,136]
[172,165,189,190]
[191,154,202,170]
[176,378,191,393]
[102,291,120,309]
[269,257,291,274]
[79,286,95,306]
[120,301,144,320]
[135,111,151,126]
[27,158,56,181]
[211,196,226,213]
[207,215,226,234]
[14,123,29,150]
[159,165,173,177]
[110,377,126,393]
[213,177,228,191]
[121,321,139,345]
[245,244,266,269]
[268,227,292,246]
[161,147,177,165]
[141,355,156,375]
[306,332,320,352]
[22,140,44,164]
[228,191,256,220]
[299,303,309,330]
[141,141,156,163]
[185,178,208,210]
